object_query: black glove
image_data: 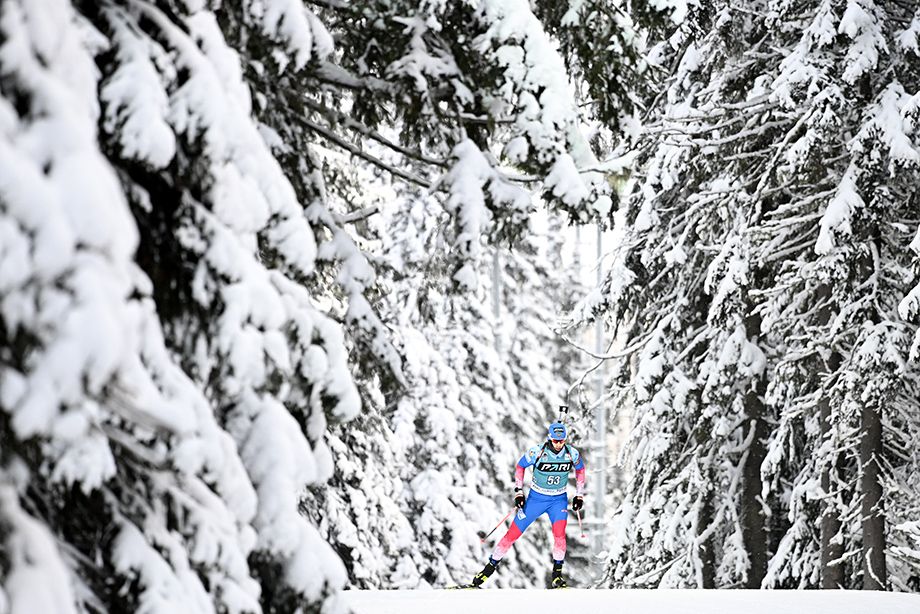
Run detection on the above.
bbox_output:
[572,496,584,512]
[514,489,525,509]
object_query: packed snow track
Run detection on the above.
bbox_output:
[340,588,920,614]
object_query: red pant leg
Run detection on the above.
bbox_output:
[490,523,523,560]
[551,519,567,561]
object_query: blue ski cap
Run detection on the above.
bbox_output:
[547,422,567,441]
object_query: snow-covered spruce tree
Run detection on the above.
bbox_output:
[562,3,774,588]
[0,0,374,611]
[578,0,920,591]
[94,0,388,608]
[754,0,920,590]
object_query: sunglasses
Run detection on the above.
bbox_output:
[550,439,566,444]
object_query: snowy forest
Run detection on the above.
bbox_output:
[2,0,920,612]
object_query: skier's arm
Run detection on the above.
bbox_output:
[514,447,538,490]
[513,455,531,508]
[574,456,586,496]
[514,464,526,490]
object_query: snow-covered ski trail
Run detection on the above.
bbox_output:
[340,588,920,614]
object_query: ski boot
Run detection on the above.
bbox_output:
[549,561,567,589]
[471,557,500,587]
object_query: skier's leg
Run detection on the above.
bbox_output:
[551,518,567,561]
[490,493,547,560]
[490,523,523,561]
[473,494,550,587]
[546,494,569,561]
[547,495,569,587]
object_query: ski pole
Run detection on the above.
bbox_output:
[575,508,586,539]
[480,507,516,543]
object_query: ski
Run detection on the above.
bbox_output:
[445,584,480,590]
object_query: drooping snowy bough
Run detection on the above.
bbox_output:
[1,0,363,611]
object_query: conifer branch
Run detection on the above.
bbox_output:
[314,61,393,93]
[333,205,380,224]
[302,97,449,168]
[293,113,433,188]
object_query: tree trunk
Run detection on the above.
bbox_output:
[697,489,716,589]
[741,313,767,588]
[858,237,886,591]
[860,401,887,590]
[819,378,845,589]
[815,282,845,589]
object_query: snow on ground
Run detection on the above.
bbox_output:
[340,588,920,614]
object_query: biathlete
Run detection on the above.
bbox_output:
[470,421,585,588]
